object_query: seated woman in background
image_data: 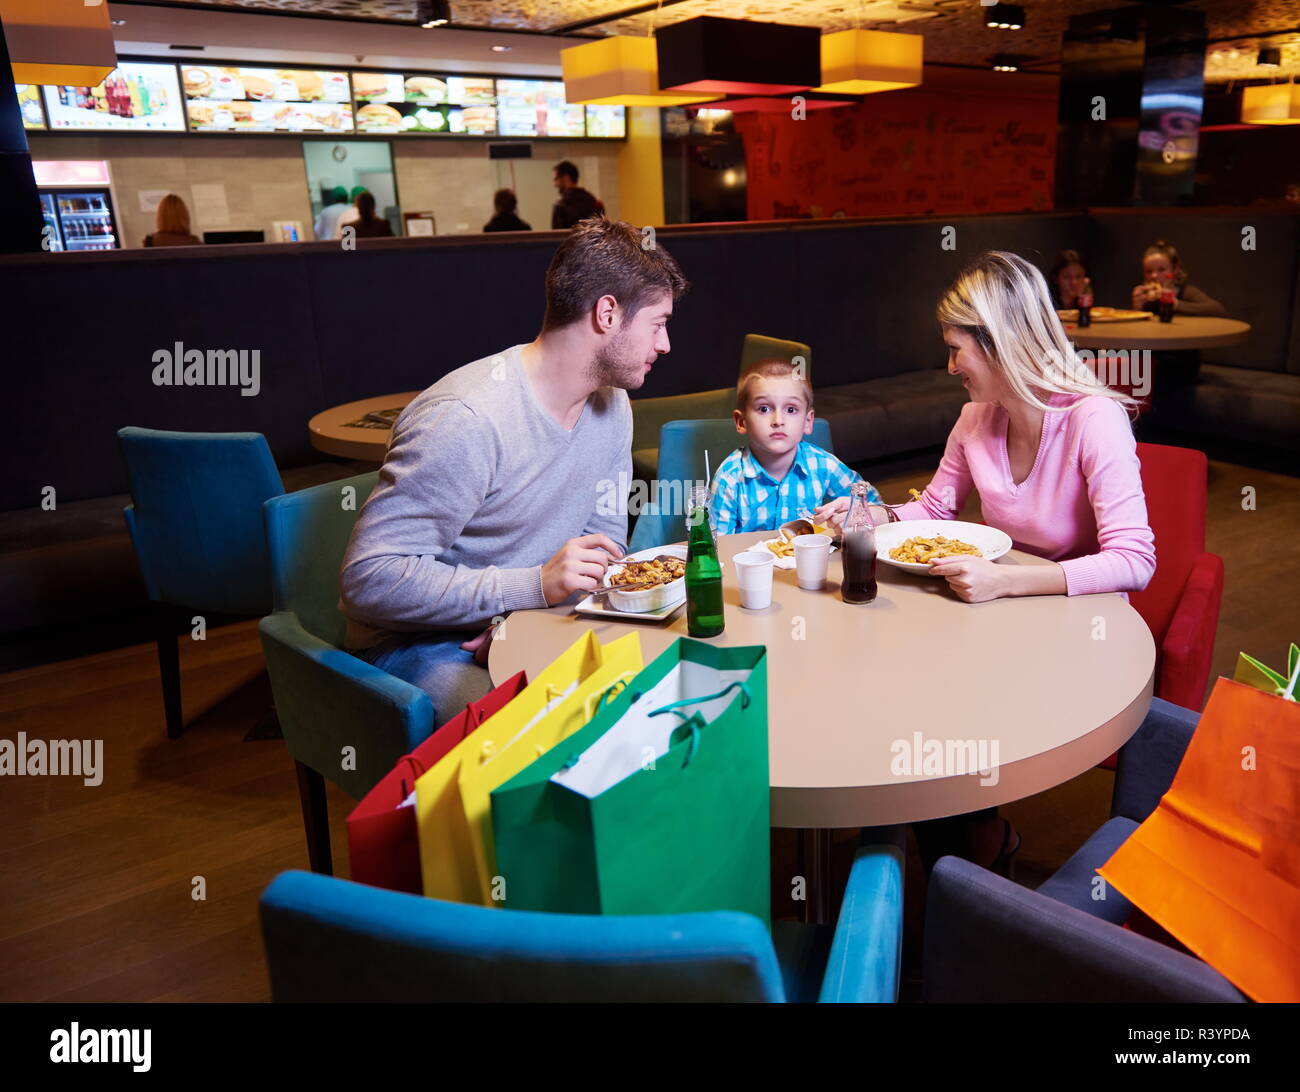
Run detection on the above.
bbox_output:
[483,189,531,233]
[347,192,393,239]
[1048,248,1091,309]
[815,251,1155,873]
[1131,239,1227,317]
[143,194,200,248]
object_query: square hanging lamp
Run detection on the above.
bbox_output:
[1241,83,1300,124]
[0,0,117,86]
[656,16,821,96]
[561,36,722,106]
[814,28,923,94]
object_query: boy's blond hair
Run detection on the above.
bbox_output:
[736,359,813,413]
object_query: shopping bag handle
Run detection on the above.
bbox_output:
[582,672,636,722]
[647,681,751,767]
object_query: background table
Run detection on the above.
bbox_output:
[490,530,1155,830]
[1064,315,1250,352]
[308,391,417,461]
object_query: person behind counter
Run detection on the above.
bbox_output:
[1048,249,1092,309]
[314,186,349,242]
[551,160,603,229]
[483,189,531,233]
[1130,240,1227,317]
[346,192,393,239]
[143,194,200,248]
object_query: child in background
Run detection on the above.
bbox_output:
[710,359,880,534]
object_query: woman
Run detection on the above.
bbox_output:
[143,194,200,248]
[1130,240,1226,317]
[1048,248,1091,309]
[483,188,531,233]
[346,191,393,239]
[816,251,1156,871]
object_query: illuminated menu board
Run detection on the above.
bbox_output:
[42,63,185,131]
[585,104,626,139]
[16,85,45,129]
[182,65,353,133]
[496,79,586,138]
[351,71,496,135]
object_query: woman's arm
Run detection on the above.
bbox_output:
[1056,400,1156,595]
[1176,283,1228,317]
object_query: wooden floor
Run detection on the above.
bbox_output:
[1,458,1295,1002]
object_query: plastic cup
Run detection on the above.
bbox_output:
[793,533,832,590]
[733,550,776,610]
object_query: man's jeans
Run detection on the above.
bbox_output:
[357,631,492,728]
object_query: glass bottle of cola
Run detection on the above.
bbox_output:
[840,481,878,604]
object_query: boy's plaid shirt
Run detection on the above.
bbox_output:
[709,441,881,534]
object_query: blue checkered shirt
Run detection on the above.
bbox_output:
[709,442,880,535]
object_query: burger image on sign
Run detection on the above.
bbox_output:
[404,76,447,103]
[357,103,402,132]
[183,67,213,98]
[353,73,393,102]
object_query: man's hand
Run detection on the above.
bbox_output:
[459,625,496,666]
[540,533,624,605]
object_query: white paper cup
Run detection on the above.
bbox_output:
[733,550,776,610]
[793,533,832,590]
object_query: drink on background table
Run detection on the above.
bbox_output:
[1158,275,1176,323]
[685,486,725,637]
[840,481,878,604]
[1077,278,1093,328]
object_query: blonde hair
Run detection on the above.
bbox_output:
[937,251,1137,414]
[736,358,813,413]
[155,193,192,236]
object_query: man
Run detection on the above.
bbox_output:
[340,218,688,723]
[551,160,603,229]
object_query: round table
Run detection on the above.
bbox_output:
[1064,315,1250,351]
[489,530,1156,830]
[308,391,418,461]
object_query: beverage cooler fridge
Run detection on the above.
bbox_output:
[41,189,120,252]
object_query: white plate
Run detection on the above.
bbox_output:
[873,520,1012,575]
[594,544,688,613]
[757,536,838,570]
[573,594,686,623]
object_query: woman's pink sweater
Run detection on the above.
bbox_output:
[893,393,1156,595]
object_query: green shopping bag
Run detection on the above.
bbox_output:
[490,639,769,923]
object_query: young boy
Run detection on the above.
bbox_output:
[710,359,880,534]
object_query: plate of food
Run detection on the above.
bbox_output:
[1057,306,1153,323]
[759,519,839,570]
[873,520,1012,575]
[574,545,688,621]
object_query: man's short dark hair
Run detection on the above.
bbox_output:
[543,218,688,332]
[554,160,580,184]
[494,188,518,214]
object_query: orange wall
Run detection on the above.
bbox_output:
[734,85,1058,220]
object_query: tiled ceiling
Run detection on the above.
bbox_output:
[122,1,1300,81]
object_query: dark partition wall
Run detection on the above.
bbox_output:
[3,207,1295,512]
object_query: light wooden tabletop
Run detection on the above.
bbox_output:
[1064,315,1251,351]
[489,530,1156,828]
[307,391,418,461]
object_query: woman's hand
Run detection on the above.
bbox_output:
[927,557,1012,603]
[812,496,850,528]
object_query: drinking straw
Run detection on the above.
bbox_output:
[705,448,711,486]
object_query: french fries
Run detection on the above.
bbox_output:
[889,535,982,564]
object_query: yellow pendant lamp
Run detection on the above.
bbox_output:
[814,28,923,95]
[0,0,118,86]
[1241,83,1300,124]
[562,35,722,106]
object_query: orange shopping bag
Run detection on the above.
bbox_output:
[1099,677,1300,1001]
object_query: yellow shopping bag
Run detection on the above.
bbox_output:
[416,630,642,904]
[460,636,643,904]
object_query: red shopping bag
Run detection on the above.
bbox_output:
[346,671,527,893]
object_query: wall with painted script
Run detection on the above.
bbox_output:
[734,73,1059,220]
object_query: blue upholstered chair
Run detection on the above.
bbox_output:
[259,472,435,875]
[118,427,284,739]
[628,417,835,554]
[260,827,903,1003]
[923,699,1248,1002]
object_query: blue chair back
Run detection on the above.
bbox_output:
[260,870,787,1002]
[629,417,834,553]
[118,427,284,616]
[264,472,379,649]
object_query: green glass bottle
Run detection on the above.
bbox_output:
[685,486,725,638]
